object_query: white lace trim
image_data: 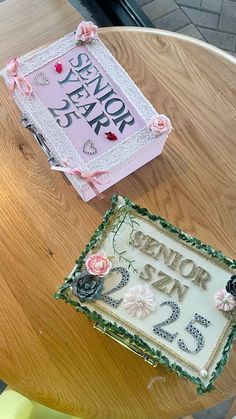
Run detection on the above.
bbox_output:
[21,33,76,76]
[87,127,164,171]
[1,33,168,196]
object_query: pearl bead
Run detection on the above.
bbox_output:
[200,369,208,378]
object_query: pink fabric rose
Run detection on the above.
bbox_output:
[147,114,172,136]
[75,21,98,44]
[214,289,236,311]
[85,253,112,277]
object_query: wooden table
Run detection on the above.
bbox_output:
[0,0,236,418]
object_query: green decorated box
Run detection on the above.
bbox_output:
[56,195,236,393]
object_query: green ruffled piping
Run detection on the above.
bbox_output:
[55,194,236,394]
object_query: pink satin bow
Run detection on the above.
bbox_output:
[7,58,32,97]
[51,165,109,198]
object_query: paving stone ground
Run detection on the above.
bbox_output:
[136,0,236,56]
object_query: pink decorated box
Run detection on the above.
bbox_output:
[1,22,172,201]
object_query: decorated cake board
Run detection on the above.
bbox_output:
[1,22,172,201]
[56,195,236,394]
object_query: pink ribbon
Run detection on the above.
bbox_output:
[7,58,32,97]
[51,165,109,198]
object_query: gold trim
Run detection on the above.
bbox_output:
[131,210,234,274]
[205,322,232,370]
[94,299,232,374]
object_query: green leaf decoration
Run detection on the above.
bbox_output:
[223,309,236,323]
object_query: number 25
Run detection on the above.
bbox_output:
[153,302,211,354]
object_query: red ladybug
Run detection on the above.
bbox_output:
[105,131,117,141]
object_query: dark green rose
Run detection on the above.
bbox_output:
[226,275,236,298]
[72,270,104,302]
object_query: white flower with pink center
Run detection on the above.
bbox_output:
[85,252,112,277]
[123,285,156,319]
[214,289,236,311]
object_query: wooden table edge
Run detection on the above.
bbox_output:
[99,26,236,64]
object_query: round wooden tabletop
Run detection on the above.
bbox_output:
[0,1,236,418]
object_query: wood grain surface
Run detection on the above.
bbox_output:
[0,1,236,418]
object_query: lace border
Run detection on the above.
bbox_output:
[1,33,168,196]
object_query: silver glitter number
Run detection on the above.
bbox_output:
[153,301,180,342]
[101,267,130,308]
[177,313,211,353]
